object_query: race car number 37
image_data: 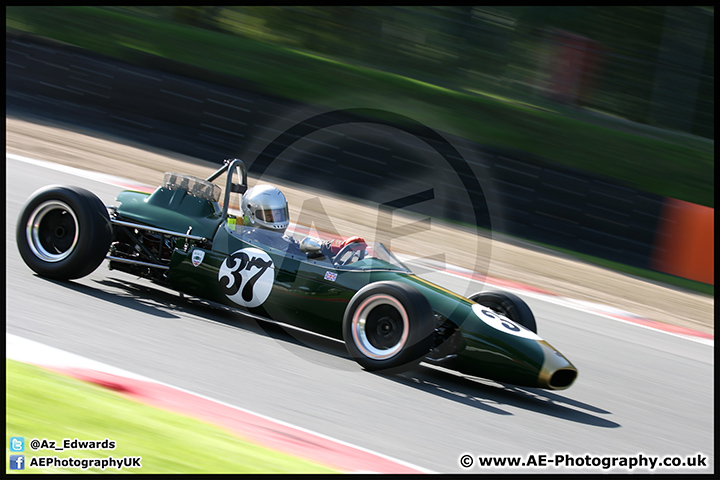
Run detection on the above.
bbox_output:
[219,248,275,308]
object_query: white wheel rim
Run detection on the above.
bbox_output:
[352,294,409,360]
[26,200,79,262]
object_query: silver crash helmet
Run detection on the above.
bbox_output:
[241,184,290,232]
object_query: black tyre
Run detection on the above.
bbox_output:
[16,185,112,280]
[343,281,435,372]
[468,291,537,333]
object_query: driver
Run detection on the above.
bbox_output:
[238,184,365,261]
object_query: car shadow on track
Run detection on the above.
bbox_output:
[50,274,617,427]
[382,365,620,428]
[37,275,183,319]
[96,275,355,364]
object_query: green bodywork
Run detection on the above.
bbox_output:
[116,186,576,390]
[116,188,224,240]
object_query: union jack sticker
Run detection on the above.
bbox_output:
[324,271,338,282]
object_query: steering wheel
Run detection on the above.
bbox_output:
[332,242,367,266]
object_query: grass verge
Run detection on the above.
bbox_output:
[6,359,338,474]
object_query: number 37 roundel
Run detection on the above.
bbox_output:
[218,248,275,308]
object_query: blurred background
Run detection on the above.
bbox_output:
[198,6,714,140]
[6,7,714,198]
[5,6,714,287]
[138,6,714,138]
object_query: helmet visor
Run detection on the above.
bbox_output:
[255,206,288,224]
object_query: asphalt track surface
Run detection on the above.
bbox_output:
[6,157,714,473]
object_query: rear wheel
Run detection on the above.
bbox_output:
[17,186,112,280]
[469,291,537,333]
[343,281,435,373]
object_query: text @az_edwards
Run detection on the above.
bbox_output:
[9,437,141,471]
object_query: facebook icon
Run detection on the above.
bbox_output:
[10,455,25,470]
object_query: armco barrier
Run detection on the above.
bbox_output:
[5,32,712,283]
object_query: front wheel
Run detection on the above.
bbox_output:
[343,281,435,373]
[469,291,537,333]
[16,185,112,280]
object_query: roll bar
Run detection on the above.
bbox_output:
[206,158,248,221]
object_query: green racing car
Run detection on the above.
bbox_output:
[16,158,577,390]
